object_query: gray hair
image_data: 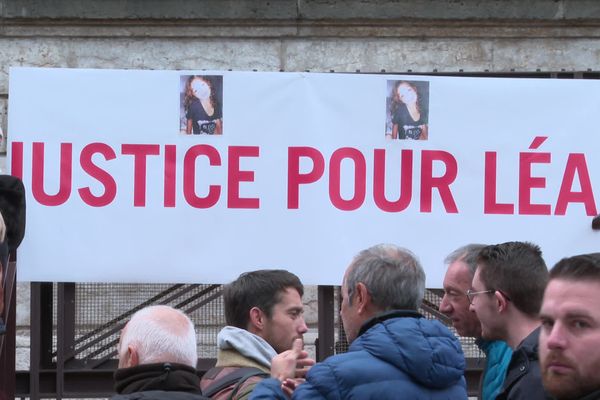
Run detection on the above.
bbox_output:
[444,244,486,276]
[119,305,197,368]
[346,244,425,311]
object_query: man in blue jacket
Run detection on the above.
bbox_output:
[250,243,467,400]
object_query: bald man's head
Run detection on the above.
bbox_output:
[117,305,197,368]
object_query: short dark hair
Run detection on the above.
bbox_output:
[477,241,548,316]
[550,253,600,282]
[223,269,304,329]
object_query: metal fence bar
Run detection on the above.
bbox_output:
[0,260,17,400]
[317,286,335,361]
[56,283,76,398]
[182,288,223,315]
[67,322,124,361]
[73,284,185,346]
[172,284,219,309]
[56,284,65,400]
[29,282,55,400]
[66,285,222,361]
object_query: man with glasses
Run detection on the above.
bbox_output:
[440,244,512,400]
[469,241,551,400]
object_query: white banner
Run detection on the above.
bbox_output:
[8,68,600,285]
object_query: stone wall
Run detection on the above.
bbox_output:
[3,0,600,372]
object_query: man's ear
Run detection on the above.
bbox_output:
[121,345,139,368]
[495,291,509,313]
[354,282,371,315]
[248,306,265,333]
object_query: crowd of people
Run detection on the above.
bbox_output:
[110,242,600,400]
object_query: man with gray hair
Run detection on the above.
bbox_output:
[440,244,512,400]
[112,305,208,400]
[250,243,467,399]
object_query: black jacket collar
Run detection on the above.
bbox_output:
[114,362,202,395]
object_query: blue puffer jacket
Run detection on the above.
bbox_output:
[250,310,467,400]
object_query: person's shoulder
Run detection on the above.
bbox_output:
[246,378,287,400]
[112,390,208,400]
[381,315,454,339]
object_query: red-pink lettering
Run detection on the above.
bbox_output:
[164,145,177,207]
[31,142,73,206]
[528,136,548,150]
[287,147,325,209]
[555,153,597,216]
[420,150,458,213]
[228,146,260,209]
[78,143,117,207]
[11,141,23,180]
[122,144,160,207]
[519,151,551,215]
[484,152,514,214]
[373,149,413,212]
[183,145,221,208]
[329,148,366,211]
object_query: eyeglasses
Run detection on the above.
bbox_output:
[466,289,512,305]
[466,289,494,305]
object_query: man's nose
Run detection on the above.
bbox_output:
[546,322,568,350]
[298,316,308,334]
[439,295,452,315]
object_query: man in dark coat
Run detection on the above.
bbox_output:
[0,174,26,335]
[112,305,208,400]
[539,253,600,400]
[469,241,552,400]
[250,244,467,400]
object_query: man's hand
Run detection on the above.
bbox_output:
[271,338,315,382]
[281,378,304,398]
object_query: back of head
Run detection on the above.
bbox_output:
[224,269,304,329]
[478,241,548,316]
[550,253,600,282]
[347,244,425,311]
[444,243,487,276]
[119,305,197,368]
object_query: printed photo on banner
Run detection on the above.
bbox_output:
[179,75,223,135]
[385,80,429,140]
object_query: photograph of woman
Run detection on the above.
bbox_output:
[386,80,429,140]
[181,75,223,135]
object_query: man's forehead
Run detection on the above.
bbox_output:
[471,268,485,288]
[544,279,600,311]
[445,261,472,284]
[277,287,302,302]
